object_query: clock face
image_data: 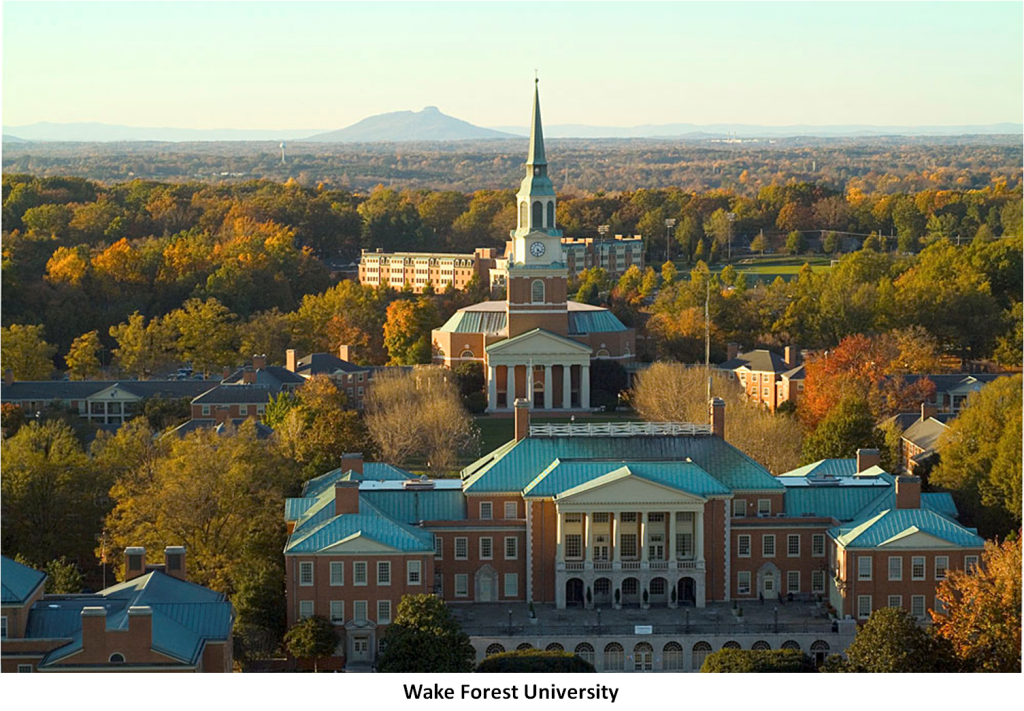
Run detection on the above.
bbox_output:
[530,241,546,257]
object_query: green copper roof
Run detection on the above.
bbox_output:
[301,462,412,498]
[829,508,985,549]
[527,80,546,166]
[779,459,858,478]
[523,460,732,499]
[462,434,782,494]
[361,489,467,523]
[284,510,434,554]
[1,555,47,604]
[921,492,959,519]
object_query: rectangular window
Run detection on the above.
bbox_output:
[676,533,694,559]
[787,534,800,557]
[733,499,747,517]
[620,533,638,558]
[377,600,391,624]
[738,534,751,557]
[737,571,751,595]
[1,616,7,639]
[407,560,421,585]
[330,561,344,586]
[911,595,926,620]
[480,501,493,520]
[202,405,210,416]
[299,600,314,619]
[564,513,583,524]
[504,501,518,519]
[935,556,949,580]
[565,534,582,559]
[299,561,314,586]
[888,556,903,581]
[480,537,493,560]
[593,512,610,524]
[505,537,518,560]
[377,561,391,586]
[787,571,800,593]
[857,595,872,619]
[621,512,638,523]
[812,534,825,557]
[330,601,345,624]
[887,595,903,609]
[354,600,367,621]
[762,534,776,557]
[454,574,468,597]
[239,405,248,416]
[964,555,979,572]
[455,537,468,560]
[811,569,825,593]
[504,573,518,598]
[858,556,872,581]
[434,535,442,559]
[354,561,368,586]
[649,533,665,560]
[912,556,926,581]
[757,499,772,516]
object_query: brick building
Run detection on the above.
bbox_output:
[490,234,645,290]
[717,344,804,411]
[358,247,499,293]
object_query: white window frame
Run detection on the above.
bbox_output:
[737,534,751,557]
[454,574,469,597]
[964,554,979,572]
[299,600,314,619]
[504,573,518,598]
[911,556,926,581]
[330,561,344,586]
[330,600,345,625]
[787,534,800,557]
[888,556,903,581]
[811,534,825,557]
[480,501,493,520]
[911,595,926,620]
[737,571,751,595]
[504,501,518,519]
[811,569,825,594]
[434,534,442,559]
[757,499,772,516]
[354,561,368,586]
[787,570,800,593]
[887,595,903,609]
[857,595,872,620]
[407,560,422,585]
[299,561,314,587]
[935,556,949,581]
[858,555,872,581]
[377,561,391,586]
[455,537,468,560]
[354,600,368,622]
[762,534,776,557]
[505,536,518,560]
[733,499,747,517]
[480,537,493,560]
[377,599,392,624]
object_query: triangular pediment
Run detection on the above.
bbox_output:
[875,528,965,549]
[556,468,707,505]
[485,328,591,356]
[319,532,403,554]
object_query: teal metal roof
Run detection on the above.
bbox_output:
[361,489,467,523]
[780,459,858,478]
[462,434,781,494]
[830,508,985,549]
[921,492,959,519]
[523,460,731,498]
[285,497,320,521]
[436,303,627,336]
[437,309,507,334]
[1,555,47,605]
[285,510,434,554]
[302,462,412,498]
[567,309,628,334]
[784,480,893,521]
[25,571,232,667]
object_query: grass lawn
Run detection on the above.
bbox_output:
[705,255,833,283]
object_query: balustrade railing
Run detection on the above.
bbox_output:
[529,422,712,437]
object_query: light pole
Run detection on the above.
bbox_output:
[726,212,736,261]
[597,607,602,633]
[664,218,677,263]
[773,605,779,633]
[508,607,513,636]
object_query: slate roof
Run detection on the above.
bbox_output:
[900,373,1010,393]
[192,384,279,404]
[522,460,732,499]
[23,571,232,668]
[718,349,793,374]
[1,555,47,605]
[829,508,985,549]
[902,417,950,452]
[1,380,213,403]
[781,364,805,380]
[166,418,274,439]
[461,434,783,494]
[295,353,370,376]
[222,366,305,387]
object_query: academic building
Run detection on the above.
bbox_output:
[431,83,635,412]
[283,398,984,672]
[358,247,500,294]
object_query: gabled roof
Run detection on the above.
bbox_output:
[301,463,412,498]
[781,364,805,380]
[222,366,304,387]
[902,416,950,452]
[192,384,278,404]
[166,418,274,439]
[829,508,984,549]
[485,328,592,355]
[284,507,434,554]
[1,380,213,403]
[779,459,858,479]
[899,373,1010,394]
[25,571,232,668]
[1,555,47,605]
[718,349,793,374]
[461,434,782,494]
[295,353,371,376]
[522,459,730,499]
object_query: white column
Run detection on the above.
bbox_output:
[612,512,621,563]
[585,512,594,563]
[556,511,565,562]
[506,365,516,410]
[562,364,572,409]
[487,365,497,411]
[581,364,590,409]
[641,511,649,563]
[668,511,677,562]
[695,508,705,565]
[544,365,553,410]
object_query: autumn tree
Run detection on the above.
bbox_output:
[784,230,805,255]
[382,297,439,365]
[833,607,959,673]
[109,312,178,379]
[168,297,238,376]
[1,324,57,380]
[931,537,1021,673]
[65,330,103,380]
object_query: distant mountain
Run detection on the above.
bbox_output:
[491,122,1024,138]
[303,107,515,142]
[0,122,325,142]
[2,134,29,143]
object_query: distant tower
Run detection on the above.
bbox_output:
[280,142,286,165]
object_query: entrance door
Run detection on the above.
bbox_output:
[634,643,653,672]
[479,574,493,602]
[566,578,584,607]
[762,573,776,598]
[351,636,370,663]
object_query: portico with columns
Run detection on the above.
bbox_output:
[485,329,593,411]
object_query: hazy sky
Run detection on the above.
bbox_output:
[3,1,1022,129]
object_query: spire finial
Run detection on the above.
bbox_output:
[527,76,546,167]
[535,69,538,84]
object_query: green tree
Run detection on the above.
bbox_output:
[377,594,476,673]
[861,233,883,252]
[169,297,238,377]
[65,330,103,380]
[232,557,287,666]
[822,231,842,255]
[701,648,814,673]
[284,615,338,672]
[785,230,805,255]
[110,312,178,379]
[476,649,596,673]
[263,391,299,428]
[802,396,880,462]
[749,232,768,255]
[1,324,57,380]
[44,556,85,594]
[835,607,959,672]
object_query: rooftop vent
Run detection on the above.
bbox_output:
[403,475,435,490]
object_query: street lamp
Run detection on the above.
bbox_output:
[773,605,779,633]
[508,607,513,636]
[726,212,736,261]
[597,224,609,237]
[664,218,677,263]
[596,607,602,632]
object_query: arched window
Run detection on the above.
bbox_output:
[546,201,555,228]
[722,641,741,650]
[574,643,595,665]
[532,201,543,228]
[663,642,683,671]
[516,643,534,651]
[460,350,474,359]
[531,279,545,303]
[519,202,528,228]
[691,642,712,671]
[596,349,610,358]
[485,643,505,657]
[810,640,830,667]
[751,640,771,651]
[545,642,564,652]
[109,653,125,664]
[781,640,801,651]
[603,642,624,672]
[633,642,653,672]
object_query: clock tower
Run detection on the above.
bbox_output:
[506,79,569,338]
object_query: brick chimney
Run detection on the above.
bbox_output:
[726,343,740,361]
[81,607,107,648]
[4,368,13,385]
[708,397,726,438]
[341,452,364,475]
[163,546,186,580]
[921,401,938,421]
[221,366,231,381]
[896,475,921,509]
[334,481,361,516]
[338,345,351,362]
[784,345,800,367]
[286,349,297,373]
[252,354,267,370]
[514,398,530,442]
[857,448,880,473]
[242,366,256,384]
[124,546,146,581]
[127,606,153,648]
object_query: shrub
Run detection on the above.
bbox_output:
[701,648,815,673]
[475,649,596,673]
